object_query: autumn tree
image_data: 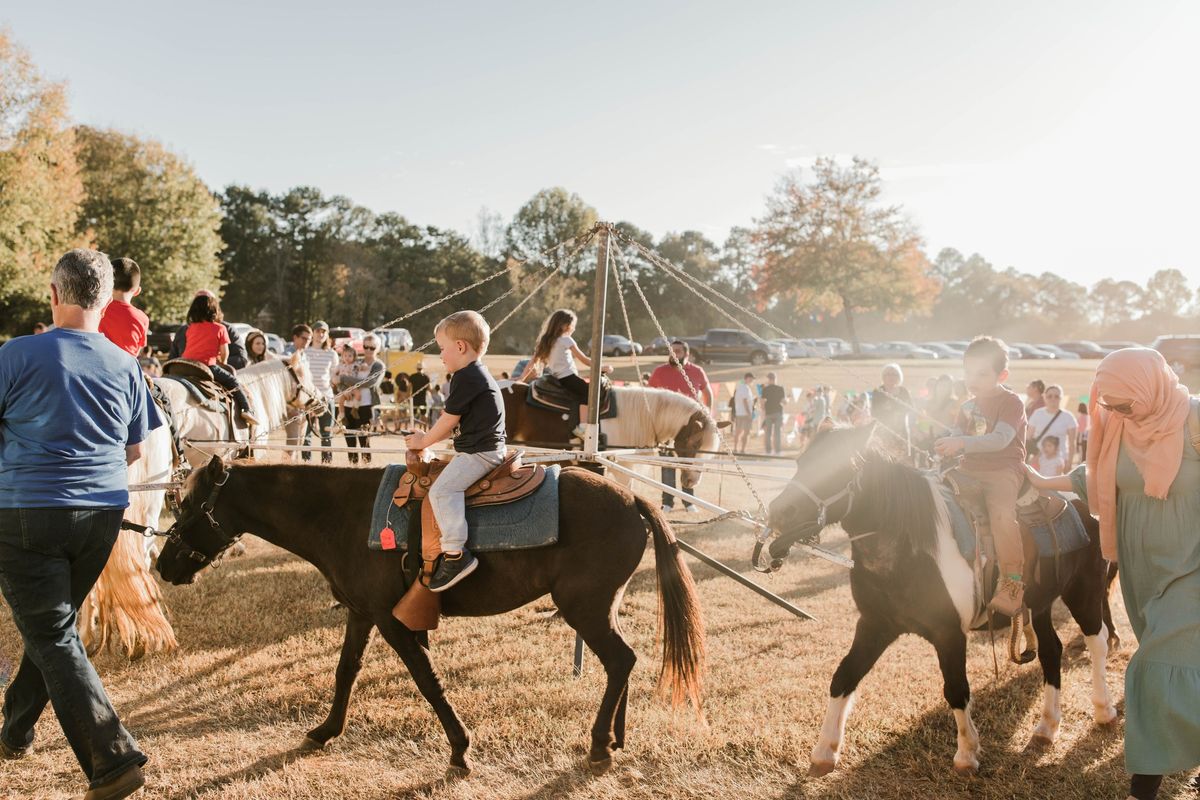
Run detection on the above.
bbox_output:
[1140,268,1191,318]
[0,30,84,332]
[504,187,597,275]
[1088,278,1144,330]
[75,126,223,323]
[752,156,935,350]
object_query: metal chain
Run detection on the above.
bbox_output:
[611,241,771,525]
[619,232,952,437]
[608,247,655,420]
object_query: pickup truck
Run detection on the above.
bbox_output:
[682,329,787,366]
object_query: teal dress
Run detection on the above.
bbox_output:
[1070,433,1200,775]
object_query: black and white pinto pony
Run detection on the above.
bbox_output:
[766,424,1117,776]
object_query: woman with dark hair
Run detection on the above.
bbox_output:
[181,295,259,426]
[245,330,274,364]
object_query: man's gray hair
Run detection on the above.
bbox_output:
[52,249,113,310]
[882,362,903,381]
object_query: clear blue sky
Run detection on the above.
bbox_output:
[6,1,1197,286]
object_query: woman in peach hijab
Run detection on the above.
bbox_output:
[1028,348,1200,800]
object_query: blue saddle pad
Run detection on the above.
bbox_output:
[938,484,1091,563]
[368,463,561,552]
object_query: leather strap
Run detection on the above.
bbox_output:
[1189,397,1200,455]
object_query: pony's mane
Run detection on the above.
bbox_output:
[238,357,304,429]
[853,448,940,557]
[612,385,715,446]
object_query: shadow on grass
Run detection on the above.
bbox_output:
[165,743,322,800]
[784,666,1128,800]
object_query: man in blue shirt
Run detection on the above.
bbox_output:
[0,250,151,799]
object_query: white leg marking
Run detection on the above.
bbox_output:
[1030,685,1061,747]
[928,479,976,631]
[810,693,855,775]
[1086,623,1119,724]
[952,701,981,774]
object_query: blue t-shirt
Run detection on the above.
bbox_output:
[0,328,152,508]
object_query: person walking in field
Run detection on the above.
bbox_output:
[649,340,714,512]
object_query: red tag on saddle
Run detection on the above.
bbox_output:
[379,526,397,550]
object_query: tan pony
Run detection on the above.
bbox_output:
[80,355,316,657]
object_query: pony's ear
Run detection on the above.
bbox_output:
[206,454,225,475]
[716,419,732,429]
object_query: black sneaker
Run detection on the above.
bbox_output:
[0,739,31,759]
[427,550,478,593]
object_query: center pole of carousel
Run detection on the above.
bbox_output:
[582,222,611,458]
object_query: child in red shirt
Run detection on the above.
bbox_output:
[181,295,259,426]
[98,257,150,357]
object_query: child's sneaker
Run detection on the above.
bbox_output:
[571,424,588,440]
[428,550,478,592]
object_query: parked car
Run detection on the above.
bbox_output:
[1011,343,1058,359]
[147,323,183,355]
[1097,340,1142,351]
[1056,340,1109,359]
[511,358,530,381]
[772,338,820,358]
[265,333,286,355]
[1152,335,1200,374]
[375,327,414,352]
[227,322,256,345]
[599,334,643,357]
[330,327,367,353]
[871,341,940,360]
[646,335,675,356]
[683,329,786,365]
[1036,344,1082,360]
[808,337,852,357]
[919,342,962,359]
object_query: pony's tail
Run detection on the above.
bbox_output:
[636,495,705,712]
[81,509,177,659]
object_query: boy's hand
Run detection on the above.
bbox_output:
[405,432,427,451]
[934,437,965,457]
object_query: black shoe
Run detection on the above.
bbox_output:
[78,764,144,799]
[428,551,478,593]
[0,739,31,759]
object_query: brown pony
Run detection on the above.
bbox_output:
[156,457,705,779]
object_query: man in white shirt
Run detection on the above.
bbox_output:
[1027,383,1077,469]
[733,372,756,451]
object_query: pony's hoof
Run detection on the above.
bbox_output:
[1095,705,1119,726]
[444,764,471,781]
[808,760,837,777]
[586,756,613,776]
[952,754,979,776]
[298,736,326,752]
[1025,734,1054,752]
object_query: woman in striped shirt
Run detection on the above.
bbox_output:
[303,321,338,463]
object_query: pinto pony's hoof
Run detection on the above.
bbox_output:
[298,736,326,752]
[1095,704,1120,726]
[1025,734,1054,752]
[444,764,471,781]
[952,761,979,777]
[808,759,837,777]
[586,756,613,776]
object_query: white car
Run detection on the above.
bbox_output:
[773,338,820,358]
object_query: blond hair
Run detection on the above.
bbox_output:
[435,310,490,355]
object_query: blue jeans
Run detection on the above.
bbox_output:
[660,468,695,509]
[0,508,147,788]
[303,406,334,463]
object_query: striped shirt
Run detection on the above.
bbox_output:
[305,346,338,398]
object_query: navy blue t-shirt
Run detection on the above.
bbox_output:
[444,361,505,454]
[0,328,151,508]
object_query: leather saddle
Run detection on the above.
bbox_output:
[390,450,545,631]
[162,358,247,429]
[528,373,613,416]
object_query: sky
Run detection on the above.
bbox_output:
[5,1,1198,287]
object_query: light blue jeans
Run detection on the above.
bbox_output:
[428,447,507,552]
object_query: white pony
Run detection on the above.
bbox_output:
[81,355,315,657]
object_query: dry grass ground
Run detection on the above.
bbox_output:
[2,359,1189,799]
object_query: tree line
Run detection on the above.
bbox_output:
[2,30,1195,350]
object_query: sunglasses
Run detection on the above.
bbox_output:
[1098,400,1133,414]
[363,346,376,350]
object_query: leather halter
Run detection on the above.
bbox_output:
[751,472,858,573]
[163,464,241,568]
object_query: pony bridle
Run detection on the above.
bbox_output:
[163,465,242,569]
[751,472,859,573]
